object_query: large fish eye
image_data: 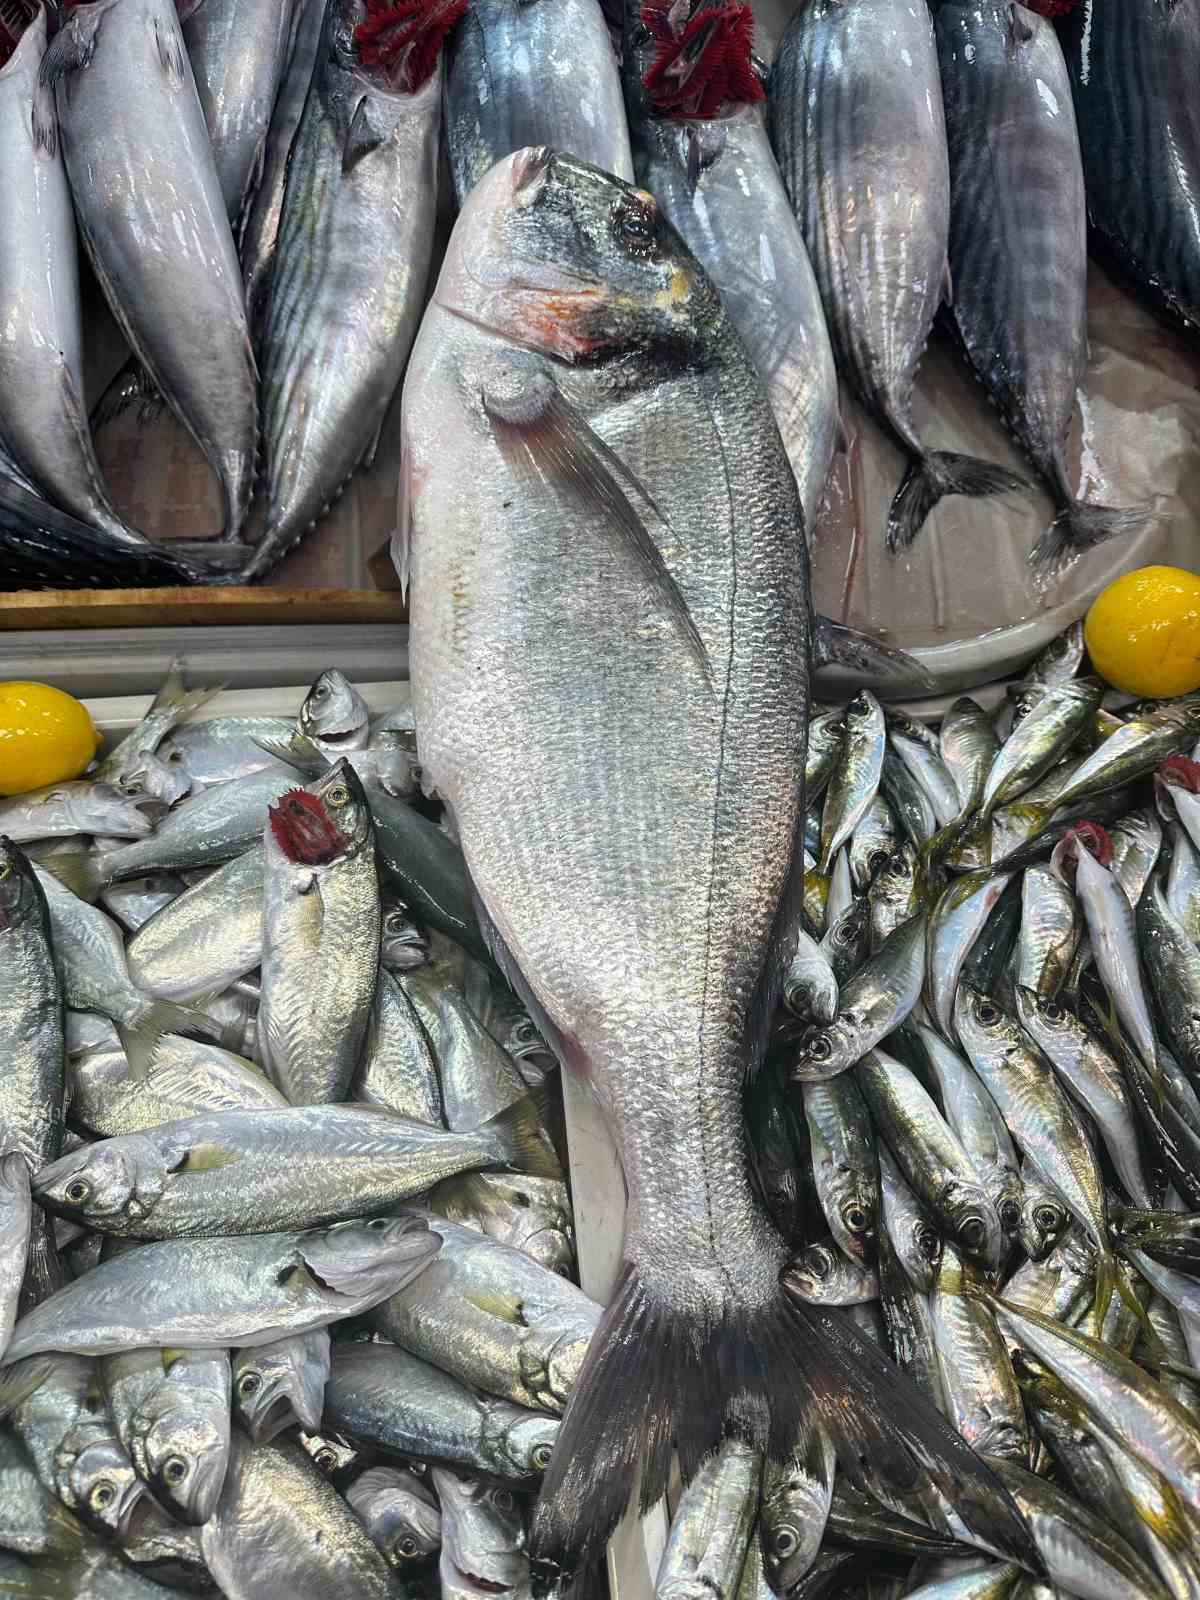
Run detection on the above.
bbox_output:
[238,1371,263,1399]
[312,684,328,700]
[772,1528,798,1558]
[64,1178,91,1205]
[493,1488,516,1513]
[532,1443,554,1470]
[162,1456,188,1487]
[90,1480,116,1511]
[611,198,658,256]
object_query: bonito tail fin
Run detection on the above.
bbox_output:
[887,451,1029,552]
[529,1265,1039,1585]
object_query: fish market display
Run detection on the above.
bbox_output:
[2,641,1200,1597]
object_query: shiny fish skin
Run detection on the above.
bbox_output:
[877,1213,945,1413]
[367,1213,599,1415]
[247,0,442,582]
[941,698,1001,817]
[1074,846,1158,1068]
[104,1345,231,1525]
[930,1244,1027,1464]
[1109,809,1162,909]
[802,1074,878,1265]
[0,784,154,848]
[805,712,845,810]
[784,929,839,1025]
[0,1156,32,1359]
[982,680,1103,818]
[623,5,837,532]
[323,1340,558,1480]
[890,735,960,830]
[857,1047,1002,1272]
[655,1438,760,1600]
[344,1465,441,1569]
[354,968,443,1124]
[758,1425,833,1595]
[868,845,923,953]
[1050,707,1200,815]
[435,1465,530,1600]
[160,715,297,787]
[429,1171,576,1277]
[767,0,1026,550]
[443,0,632,206]
[42,0,256,542]
[783,1239,878,1307]
[1016,867,1080,999]
[179,0,296,222]
[928,872,1013,1040]
[819,692,885,873]
[0,841,65,1310]
[0,12,141,548]
[1058,0,1200,341]
[200,1432,397,1600]
[3,1215,438,1361]
[878,1143,941,1295]
[0,1427,88,1562]
[232,1328,330,1443]
[849,795,898,894]
[66,1037,284,1139]
[1138,880,1200,1082]
[126,847,264,1002]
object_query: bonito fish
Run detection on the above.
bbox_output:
[400,145,1035,1580]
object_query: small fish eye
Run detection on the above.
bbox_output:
[612,200,657,254]
[168,750,183,763]
[960,1216,987,1250]
[396,1537,420,1560]
[1041,1001,1065,1024]
[314,1449,338,1472]
[1034,1205,1061,1232]
[326,784,350,807]
[238,1371,262,1399]
[493,1489,516,1512]
[90,1480,116,1510]
[162,1456,188,1486]
[1000,1200,1021,1231]
[64,1179,91,1205]
[313,685,327,699]
[367,1217,390,1230]
[532,1443,553,1470]
[975,1000,1001,1027]
[515,1021,538,1041]
[773,1528,798,1558]
[918,1226,940,1260]
[808,1249,831,1278]
[844,1206,868,1234]
[805,1031,833,1063]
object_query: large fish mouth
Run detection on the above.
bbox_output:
[450,1562,514,1595]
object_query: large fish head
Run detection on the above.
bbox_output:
[433,1468,528,1593]
[298,669,370,749]
[294,1213,440,1305]
[381,900,431,970]
[346,1466,442,1568]
[0,839,44,935]
[233,1329,330,1442]
[267,759,373,867]
[34,1136,170,1226]
[434,147,719,367]
[129,1395,229,1527]
[55,1423,145,1539]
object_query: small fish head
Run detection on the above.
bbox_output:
[233,1332,329,1442]
[130,1406,228,1527]
[953,983,1023,1063]
[500,1014,557,1080]
[940,1179,1002,1274]
[347,1467,442,1567]
[786,1017,860,1083]
[433,1468,528,1592]
[759,1462,828,1592]
[267,760,372,866]
[381,901,431,970]
[484,1406,558,1480]
[299,1430,362,1481]
[1019,1189,1070,1261]
[69,781,162,839]
[0,840,42,934]
[297,1214,440,1303]
[34,1138,167,1225]
[298,670,369,749]
[437,148,719,369]
[898,1214,943,1292]
[781,1241,845,1304]
[56,1426,145,1538]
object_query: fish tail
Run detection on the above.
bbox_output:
[19,1203,63,1318]
[116,999,223,1082]
[1029,501,1151,569]
[529,1264,1039,1586]
[486,1096,563,1181]
[887,452,1029,552]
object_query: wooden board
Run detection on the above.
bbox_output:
[0,586,407,631]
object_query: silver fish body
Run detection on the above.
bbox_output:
[429,1171,575,1277]
[248,0,442,581]
[355,968,443,1124]
[1017,866,1080,999]
[981,680,1103,818]
[819,692,886,873]
[444,0,632,205]
[200,1432,397,1600]
[0,1155,32,1358]
[940,698,1000,816]
[179,0,296,221]
[930,1244,1027,1463]
[0,783,154,847]
[4,1215,438,1360]
[1138,879,1200,1082]
[1074,846,1158,1068]
[67,1037,284,1138]
[801,1075,878,1264]
[125,847,265,1001]
[42,0,256,540]
[655,1438,760,1600]
[0,12,139,547]
[105,1345,231,1524]
[324,1340,558,1480]
[927,872,1013,1039]
[160,716,298,787]
[100,874,186,935]
[877,1142,941,1295]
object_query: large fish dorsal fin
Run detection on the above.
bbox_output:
[39,3,106,88]
[481,362,711,684]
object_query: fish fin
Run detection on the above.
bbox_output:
[528,1268,1040,1584]
[116,1000,222,1083]
[481,364,711,684]
[0,1354,56,1420]
[177,1141,240,1174]
[255,731,328,775]
[887,453,1030,552]
[152,13,187,86]
[90,359,165,433]
[148,661,221,725]
[393,438,414,598]
[483,1096,563,1182]
[343,94,386,174]
[30,847,104,904]
[940,258,953,306]
[1006,3,1035,43]
[31,77,58,158]
[39,5,103,86]
[1028,501,1152,570]
[812,615,935,692]
[19,1205,63,1318]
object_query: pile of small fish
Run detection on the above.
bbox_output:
[4,636,1200,1599]
[1,0,1194,589]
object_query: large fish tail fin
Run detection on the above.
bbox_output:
[529,1264,1039,1586]
[887,452,1029,552]
[1029,501,1151,569]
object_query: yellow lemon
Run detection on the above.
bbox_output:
[1084,566,1200,699]
[0,682,102,797]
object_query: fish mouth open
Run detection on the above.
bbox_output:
[249,1392,300,1443]
[451,1566,513,1595]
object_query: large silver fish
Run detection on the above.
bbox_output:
[442,0,633,205]
[934,1,1144,566]
[767,0,1026,549]
[400,145,1034,1579]
[245,0,445,582]
[41,0,257,542]
[0,10,142,547]
[622,0,837,532]
[178,0,297,222]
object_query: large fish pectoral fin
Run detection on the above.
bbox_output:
[31,76,58,158]
[39,4,105,88]
[152,14,188,88]
[480,363,711,684]
[343,95,387,175]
